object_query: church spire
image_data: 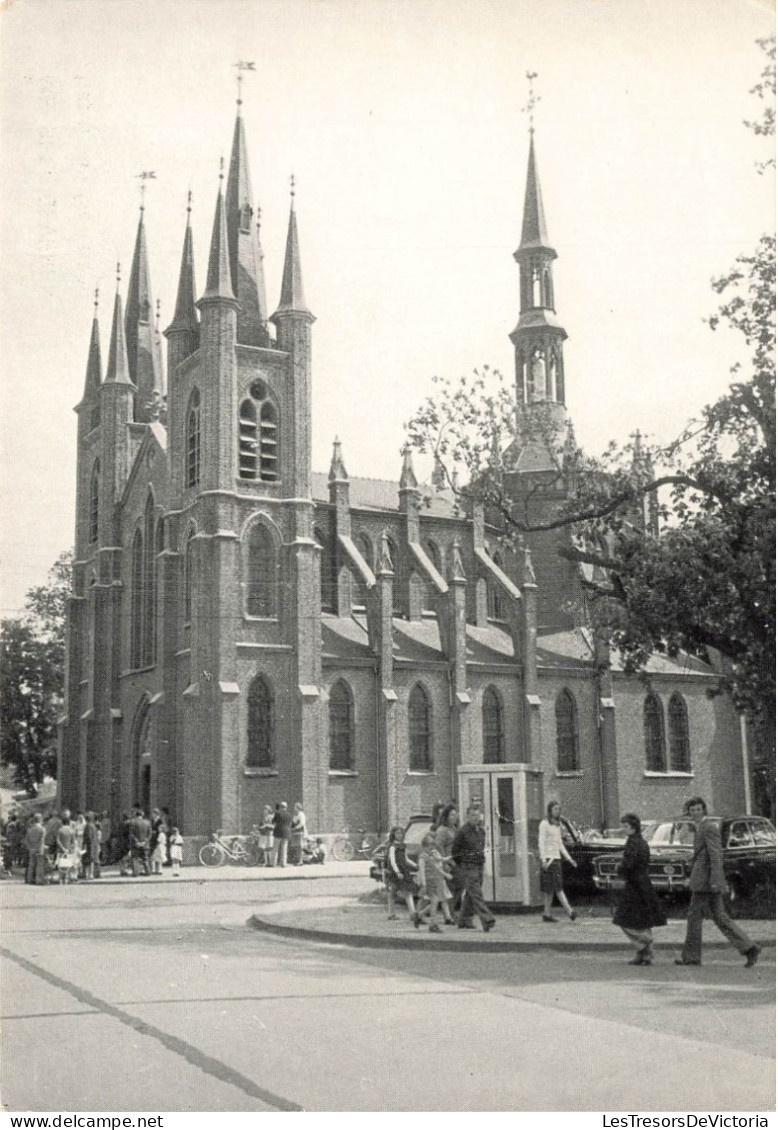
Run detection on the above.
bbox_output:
[273,178,311,318]
[225,98,268,344]
[509,75,567,422]
[125,203,164,419]
[201,162,236,303]
[167,194,199,332]
[82,286,102,402]
[105,266,133,385]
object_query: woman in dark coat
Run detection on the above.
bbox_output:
[613,812,667,965]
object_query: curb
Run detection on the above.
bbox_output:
[247,913,776,955]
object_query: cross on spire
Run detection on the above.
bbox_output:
[523,71,540,135]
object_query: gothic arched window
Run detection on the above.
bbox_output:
[329,680,354,771]
[315,527,336,613]
[555,688,580,772]
[186,388,201,488]
[408,683,432,772]
[131,529,143,669]
[247,675,275,768]
[644,693,666,772]
[352,533,373,610]
[487,550,506,621]
[142,495,156,666]
[483,686,505,764]
[386,536,402,615]
[238,380,279,482]
[183,528,195,624]
[422,539,441,613]
[246,524,278,618]
[88,460,100,543]
[668,694,691,772]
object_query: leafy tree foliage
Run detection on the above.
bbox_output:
[0,551,72,793]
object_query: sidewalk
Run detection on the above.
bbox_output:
[1,859,373,887]
[248,893,777,954]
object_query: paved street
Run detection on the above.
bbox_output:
[1,871,774,1112]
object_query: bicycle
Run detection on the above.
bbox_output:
[331,827,377,862]
[198,828,262,868]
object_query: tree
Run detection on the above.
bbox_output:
[0,551,72,793]
[405,39,775,732]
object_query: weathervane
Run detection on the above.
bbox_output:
[234,60,256,107]
[523,71,540,135]
[136,170,157,210]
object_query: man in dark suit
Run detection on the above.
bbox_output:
[676,797,760,967]
[451,807,496,932]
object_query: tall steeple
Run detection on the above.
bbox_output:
[273,179,312,318]
[164,192,200,367]
[509,76,567,425]
[225,96,268,345]
[125,203,164,421]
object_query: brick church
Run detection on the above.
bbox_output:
[59,98,747,838]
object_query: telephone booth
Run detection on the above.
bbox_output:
[457,763,544,907]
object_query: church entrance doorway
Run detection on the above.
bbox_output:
[133,703,153,813]
[457,763,544,907]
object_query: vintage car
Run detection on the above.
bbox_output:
[560,818,652,895]
[369,813,633,894]
[592,814,776,899]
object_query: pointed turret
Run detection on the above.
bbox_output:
[105,275,133,386]
[200,172,236,304]
[328,436,349,482]
[165,195,200,368]
[399,443,418,490]
[80,290,103,406]
[125,206,164,421]
[273,188,312,319]
[225,101,268,345]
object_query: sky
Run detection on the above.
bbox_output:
[0,0,774,616]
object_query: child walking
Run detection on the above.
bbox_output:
[169,828,183,876]
[416,833,454,932]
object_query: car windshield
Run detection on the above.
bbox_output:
[404,819,435,846]
[747,818,776,846]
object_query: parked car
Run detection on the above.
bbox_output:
[592,815,776,900]
[560,818,651,895]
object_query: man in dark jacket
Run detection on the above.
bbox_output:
[272,802,292,868]
[130,808,151,877]
[676,797,760,967]
[451,807,495,932]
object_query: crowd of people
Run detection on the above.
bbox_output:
[0,805,184,884]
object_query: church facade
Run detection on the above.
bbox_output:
[59,102,747,838]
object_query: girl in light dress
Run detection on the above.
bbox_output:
[259,805,275,867]
[416,833,455,932]
[169,827,184,876]
[151,823,168,874]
